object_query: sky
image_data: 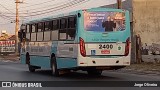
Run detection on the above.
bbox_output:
[0,0,123,35]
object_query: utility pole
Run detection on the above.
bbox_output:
[117,0,122,9]
[15,0,22,55]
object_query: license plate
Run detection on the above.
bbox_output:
[101,50,110,54]
[99,44,113,49]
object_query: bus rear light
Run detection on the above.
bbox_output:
[79,37,86,57]
[80,62,85,64]
[124,37,130,56]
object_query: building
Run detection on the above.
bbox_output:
[133,0,160,45]
[0,31,15,41]
[103,0,160,45]
[0,31,16,54]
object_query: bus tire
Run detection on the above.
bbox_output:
[51,57,59,76]
[26,53,35,72]
[87,70,102,76]
[28,65,35,72]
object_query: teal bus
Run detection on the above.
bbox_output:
[19,8,131,76]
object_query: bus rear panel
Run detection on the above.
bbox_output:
[77,8,131,69]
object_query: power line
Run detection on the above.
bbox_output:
[18,0,78,13]
[1,0,89,16]
[0,0,89,23]
[18,0,72,13]
[7,0,88,17]
[16,0,56,9]
[0,13,14,20]
[0,3,15,22]
[0,22,13,25]
[6,0,56,12]
[25,0,87,16]
[1,0,79,15]
[0,3,15,14]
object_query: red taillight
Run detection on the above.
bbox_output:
[124,37,130,56]
[79,37,86,57]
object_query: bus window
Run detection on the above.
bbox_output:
[59,29,67,40]
[26,24,30,41]
[67,17,76,40]
[60,18,67,29]
[67,29,76,40]
[59,18,67,40]
[37,22,44,41]
[53,20,59,30]
[51,30,58,40]
[51,20,59,40]
[44,31,51,41]
[38,22,44,32]
[26,25,30,33]
[31,24,37,41]
[84,12,126,32]
[44,21,52,41]
[31,24,36,33]
[68,17,76,28]
[45,21,52,31]
[37,32,43,41]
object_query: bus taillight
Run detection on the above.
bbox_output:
[79,37,86,57]
[124,37,130,56]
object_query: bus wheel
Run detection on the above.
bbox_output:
[87,70,102,76]
[51,57,59,76]
[28,65,35,72]
[26,53,35,72]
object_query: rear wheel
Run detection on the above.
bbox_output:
[28,65,35,72]
[51,57,59,76]
[87,70,102,76]
[26,53,35,72]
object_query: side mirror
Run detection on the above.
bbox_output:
[78,13,81,18]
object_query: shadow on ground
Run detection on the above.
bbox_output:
[27,69,121,81]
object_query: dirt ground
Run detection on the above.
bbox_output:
[0,54,20,61]
[121,63,160,75]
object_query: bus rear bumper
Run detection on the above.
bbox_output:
[77,66,126,70]
[77,56,130,67]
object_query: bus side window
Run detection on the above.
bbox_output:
[53,20,59,30]
[67,17,76,40]
[60,18,67,29]
[44,21,52,41]
[51,20,59,40]
[45,21,52,31]
[37,22,44,41]
[59,18,67,40]
[31,24,36,33]
[26,24,31,41]
[68,17,76,28]
[38,22,43,32]
[31,24,37,41]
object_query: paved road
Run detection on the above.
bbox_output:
[0,61,160,90]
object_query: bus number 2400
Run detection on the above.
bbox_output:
[99,44,113,49]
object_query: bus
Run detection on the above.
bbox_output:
[19,8,131,76]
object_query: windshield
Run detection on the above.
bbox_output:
[84,11,126,32]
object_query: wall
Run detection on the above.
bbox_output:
[133,0,160,45]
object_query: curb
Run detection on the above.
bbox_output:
[113,69,160,76]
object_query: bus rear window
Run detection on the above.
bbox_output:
[84,11,126,32]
